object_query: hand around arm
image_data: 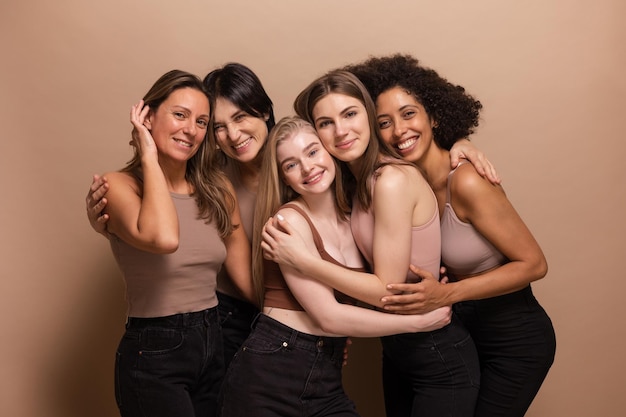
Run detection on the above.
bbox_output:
[86,174,111,238]
[382,265,453,314]
[280,241,452,337]
[261,214,396,307]
[449,139,500,185]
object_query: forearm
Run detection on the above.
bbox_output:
[448,260,546,303]
[297,253,395,307]
[317,303,439,337]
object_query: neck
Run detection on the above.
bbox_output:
[416,147,451,192]
[299,189,337,219]
[159,159,190,194]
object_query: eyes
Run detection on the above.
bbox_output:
[281,148,321,173]
[173,111,209,129]
[316,110,359,129]
[213,112,250,134]
[378,109,417,130]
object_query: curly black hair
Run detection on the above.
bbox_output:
[343,54,482,150]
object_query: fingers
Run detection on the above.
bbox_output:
[484,159,501,184]
[408,264,436,280]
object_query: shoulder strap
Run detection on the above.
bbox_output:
[446,160,469,203]
[280,203,324,253]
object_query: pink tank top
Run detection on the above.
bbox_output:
[440,163,507,276]
[350,173,441,282]
[110,193,225,317]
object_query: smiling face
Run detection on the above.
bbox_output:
[375,87,436,164]
[145,87,210,161]
[276,130,336,196]
[310,93,371,164]
[212,97,269,164]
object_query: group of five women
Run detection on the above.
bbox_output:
[86,56,555,417]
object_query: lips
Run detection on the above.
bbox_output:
[335,138,356,150]
[233,137,253,151]
[173,138,193,148]
[303,171,324,185]
[396,136,418,151]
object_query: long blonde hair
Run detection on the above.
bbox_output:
[122,70,236,238]
[251,116,350,307]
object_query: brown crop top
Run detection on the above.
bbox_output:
[263,203,363,311]
[440,162,507,276]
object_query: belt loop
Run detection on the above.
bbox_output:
[288,328,298,348]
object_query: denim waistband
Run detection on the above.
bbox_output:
[126,306,218,329]
[217,291,259,315]
[253,313,347,354]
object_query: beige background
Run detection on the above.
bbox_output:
[1,0,624,416]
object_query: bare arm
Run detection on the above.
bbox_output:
[383,163,546,313]
[277,210,451,337]
[104,101,179,253]
[262,166,432,307]
[221,182,256,306]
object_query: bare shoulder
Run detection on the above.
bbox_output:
[377,163,420,187]
[376,163,429,195]
[451,162,506,205]
[102,171,142,199]
[276,205,315,240]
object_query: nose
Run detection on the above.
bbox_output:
[226,122,241,140]
[183,119,197,136]
[393,119,408,138]
[300,159,313,174]
[335,119,348,137]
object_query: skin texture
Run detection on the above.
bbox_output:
[104,89,209,253]
[375,87,547,314]
[262,88,439,308]
[261,123,451,336]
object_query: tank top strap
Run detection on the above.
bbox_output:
[445,160,470,203]
[279,203,324,254]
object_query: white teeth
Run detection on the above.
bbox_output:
[305,173,322,184]
[174,139,192,147]
[234,138,252,150]
[397,138,417,150]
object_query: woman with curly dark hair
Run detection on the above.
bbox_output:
[346,54,556,417]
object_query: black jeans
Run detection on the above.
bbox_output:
[218,314,360,417]
[216,291,258,370]
[381,315,480,417]
[115,307,224,417]
[454,285,556,417]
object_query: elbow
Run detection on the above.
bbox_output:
[529,256,548,282]
[316,313,341,334]
[153,235,179,254]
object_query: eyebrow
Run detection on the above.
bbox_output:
[278,141,320,165]
[171,105,209,119]
[314,105,358,124]
[377,104,416,119]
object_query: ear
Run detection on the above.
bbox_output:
[144,110,154,130]
[264,113,270,121]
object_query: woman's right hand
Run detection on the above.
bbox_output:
[416,305,452,332]
[130,100,157,160]
[85,174,110,238]
[260,214,310,271]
